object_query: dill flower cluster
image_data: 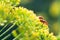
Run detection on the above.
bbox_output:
[0,0,57,40]
[0,0,20,6]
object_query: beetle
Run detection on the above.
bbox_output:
[38,16,48,25]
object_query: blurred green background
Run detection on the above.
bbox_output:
[20,0,60,36]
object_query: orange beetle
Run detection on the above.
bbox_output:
[38,16,48,25]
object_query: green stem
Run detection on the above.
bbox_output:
[0,23,8,32]
[13,33,22,40]
[0,21,17,37]
[1,34,11,40]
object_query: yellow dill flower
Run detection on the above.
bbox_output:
[12,30,18,37]
[48,33,57,40]
[4,8,10,13]
[0,0,57,40]
[0,0,21,6]
[32,31,39,37]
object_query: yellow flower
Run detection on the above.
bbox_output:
[12,30,18,37]
[4,8,9,13]
[32,31,39,37]
[49,2,59,17]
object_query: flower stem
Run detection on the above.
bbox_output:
[0,21,17,37]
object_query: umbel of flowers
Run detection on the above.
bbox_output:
[0,0,57,40]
